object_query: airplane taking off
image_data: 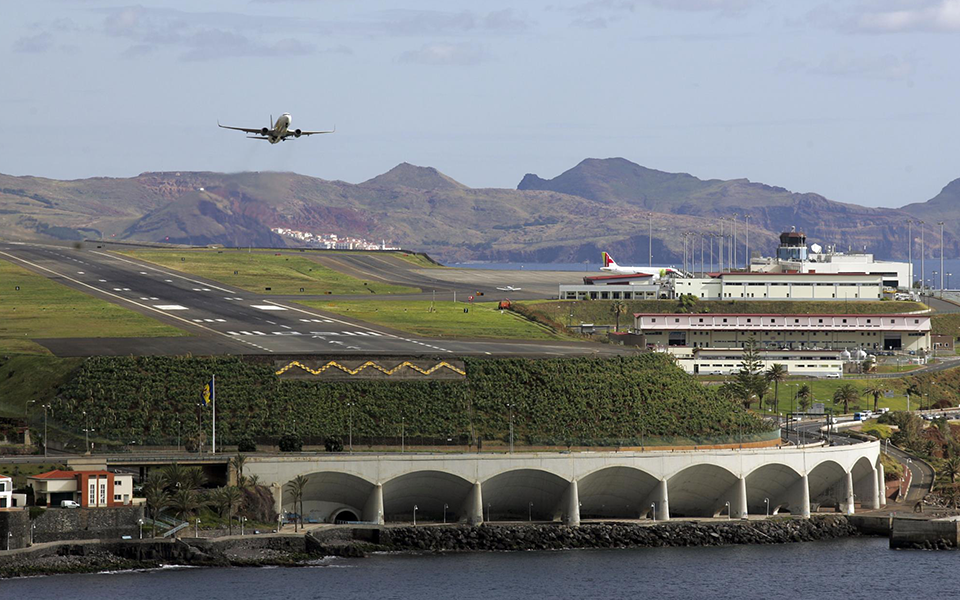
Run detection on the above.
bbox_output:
[601,252,677,279]
[217,113,334,144]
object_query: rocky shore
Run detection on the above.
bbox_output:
[0,517,861,579]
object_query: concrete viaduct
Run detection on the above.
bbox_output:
[244,441,884,526]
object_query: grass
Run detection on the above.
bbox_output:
[932,313,960,339]
[760,376,930,415]
[0,257,186,354]
[861,421,893,439]
[119,249,420,295]
[0,355,81,418]
[522,299,928,328]
[298,300,569,340]
[0,463,61,488]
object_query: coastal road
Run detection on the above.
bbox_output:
[0,241,630,358]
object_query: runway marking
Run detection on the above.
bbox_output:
[99,279,107,282]
[154,305,188,311]
[251,305,287,311]
[77,271,84,275]
[89,251,238,294]
[0,250,251,348]
[281,325,291,329]
[224,297,243,301]
[215,318,225,322]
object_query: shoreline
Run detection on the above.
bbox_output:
[0,517,865,579]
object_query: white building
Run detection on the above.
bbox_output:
[633,312,931,354]
[559,273,664,300]
[671,348,844,378]
[674,272,884,301]
[0,475,12,509]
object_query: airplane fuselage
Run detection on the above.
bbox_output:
[265,113,293,144]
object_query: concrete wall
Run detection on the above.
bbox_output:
[890,518,960,548]
[31,506,144,543]
[0,510,30,550]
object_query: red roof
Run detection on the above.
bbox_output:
[716,272,874,277]
[29,470,109,480]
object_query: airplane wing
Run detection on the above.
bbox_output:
[246,136,270,140]
[218,121,266,134]
[295,126,336,136]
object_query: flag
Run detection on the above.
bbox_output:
[201,378,214,407]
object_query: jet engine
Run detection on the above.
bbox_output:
[261,127,269,136]
[294,129,302,138]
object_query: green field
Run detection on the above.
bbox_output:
[932,313,960,339]
[299,300,568,340]
[522,299,928,329]
[120,250,420,295]
[0,258,187,355]
[760,376,926,415]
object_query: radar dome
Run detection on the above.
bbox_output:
[810,243,823,254]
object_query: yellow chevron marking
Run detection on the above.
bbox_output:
[275,360,465,377]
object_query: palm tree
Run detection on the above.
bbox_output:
[944,457,960,484]
[610,301,627,333]
[833,383,861,415]
[765,364,787,416]
[161,463,189,491]
[285,475,309,532]
[862,381,889,413]
[211,486,244,535]
[169,488,202,524]
[796,384,812,412]
[231,453,247,486]
[142,477,169,538]
[184,467,206,491]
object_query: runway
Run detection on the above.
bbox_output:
[0,241,629,358]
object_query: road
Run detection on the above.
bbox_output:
[0,241,631,357]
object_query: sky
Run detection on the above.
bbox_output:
[2,0,959,208]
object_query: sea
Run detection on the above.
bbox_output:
[2,538,954,599]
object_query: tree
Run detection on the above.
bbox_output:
[279,433,303,452]
[210,486,244,535]
[733,338,768,410]
[160,463,189,491]
[796,384,812,412]
[833,384,861,414]
[610,301,627,333]
[765,364,787,416]
[285,475,309,532]
[237,439,257,452]
[169,488,201,525]
[944,457,960,484]
[231,453,247,483]
[142,477,169,538]
[677,294,698,313]
[862,381,888,413]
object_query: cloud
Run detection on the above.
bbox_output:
[375,9,530,36]
[563,0,754,27]
[854,0,960,32]
[13,32,55,53]
[399,42,489,66]
[779,53,916,80]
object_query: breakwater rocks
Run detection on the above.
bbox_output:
[380,517,861,553]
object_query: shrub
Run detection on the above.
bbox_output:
[236,439,257,452]
[278,433,302,452]
[324,437,344,452]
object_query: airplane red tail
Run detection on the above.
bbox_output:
[602,251,617,267]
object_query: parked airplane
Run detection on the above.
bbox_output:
[496,285,522,292]
[217,113,334,144]
[600,252,677,279]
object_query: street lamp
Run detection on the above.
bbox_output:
[401,416,405,454]
[347,402,354,452]
[725,501,731,520]
[764,498,769,517]
[650,502,656,521]
[138,518,144,539]
[241,516,247,536]
[528,501,534,522]
[507,403,514,454]
[443,503,449,524]
[177,420,181,452]
[487,503,491,523]
[83,410,88,453]
[195,518,201,538]
[6,532,11,551]
[413,504,418,526]
[939,221,945,298]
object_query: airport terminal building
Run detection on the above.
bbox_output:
[673,272,884,301]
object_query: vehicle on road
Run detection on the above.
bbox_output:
[60,500,80,508]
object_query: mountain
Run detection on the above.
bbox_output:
[0,160,956,263]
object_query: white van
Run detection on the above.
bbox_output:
[60,500,80,508]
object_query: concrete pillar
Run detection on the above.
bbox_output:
[731,476,748,519]
[562,480,580,527]
[878,463,887,507]
[799,473,811,518]
[867,467,881,510]
[842,472,855,515]
[362,484,384,525]
[649,478,670,521]
[463,482,483,526]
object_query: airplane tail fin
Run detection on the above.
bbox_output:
[270,114,274,129]
[602,251,617,267]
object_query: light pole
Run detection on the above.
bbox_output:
[725,501,731,520]
[907,219,914,289]
[528,501,534,522]
[732,214,738,270]
[650,503,656,522]
[347,402,354,452]
[6,532,11,551]
[920,220,925,294]
[138,518,144,539]
[508,404,514,454]
[195,518,200,538]
[719,219,725,272]
[177,420,181,452]
[744,214,750,270]
[487,503,491,523]
[939,221,945,298]
[764,498,769,517]
[241,516,246,536]
[413,504,418,526]
[401,416,405,454]
[648,212,653,267]
[83,410,88,453]
[443,503,449,524]
[42,403,49,457]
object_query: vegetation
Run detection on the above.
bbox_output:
[21,353,766,450]
[832,384,861,414]
[862,381,889,413]
[729,338,768,410]
[0,257,186,354]
[765,363,787,415]
[300,300,566,340]
[932,313,960,340]
[860,421,892,440]
[520,299,928,330]
[118,250,419,295]
[286,475,308,532]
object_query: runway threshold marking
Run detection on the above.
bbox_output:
[0,250,267,352]
[89,250,238,294]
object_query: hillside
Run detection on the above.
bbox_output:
[1,159,956,263]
